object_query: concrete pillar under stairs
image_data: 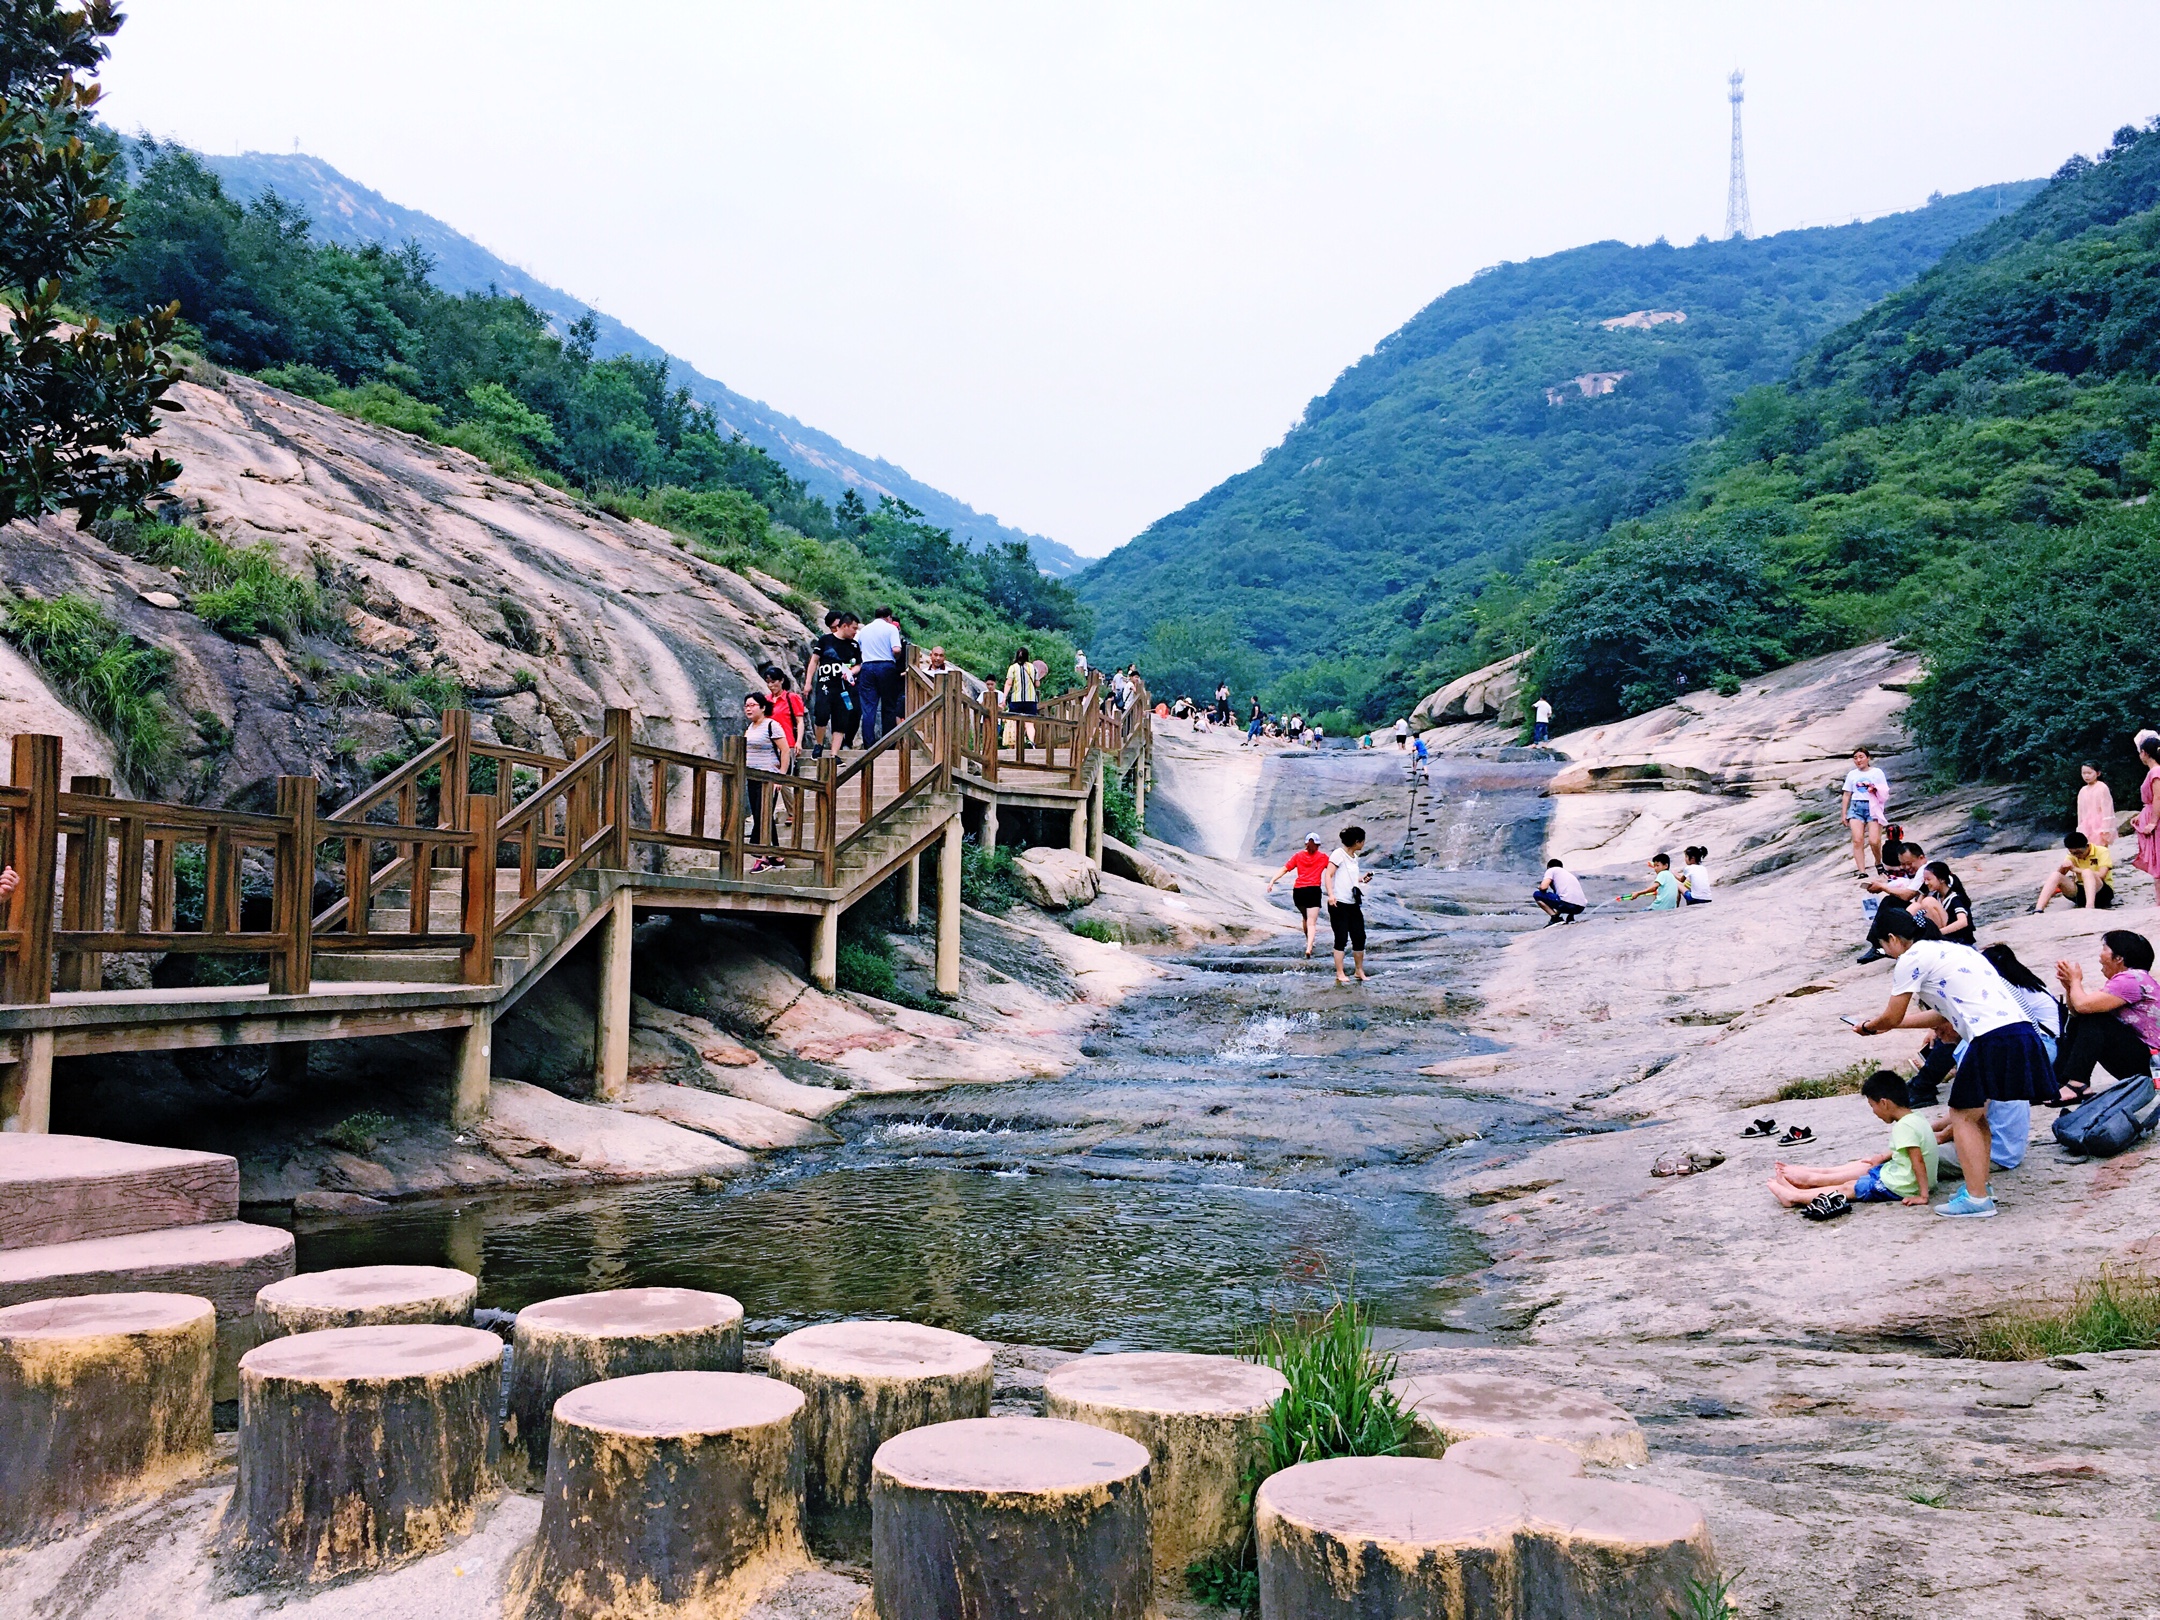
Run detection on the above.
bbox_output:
[1087,761,1105,869]
[937,818,962,998]
[0,1030,54,1133]
[811,907,839,994]
[903,853,921,928]
[593,888,633,1102]
[452,1009,492,1128]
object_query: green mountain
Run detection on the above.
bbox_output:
[1074,183,2040,713]
[191,149,1088,576]
[1517,119,2160,800]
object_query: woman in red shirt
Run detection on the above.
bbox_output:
[1267,833,1333,958]
[762,667,807,749]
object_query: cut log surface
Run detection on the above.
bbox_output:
[503,1285,743,1486]
[1255,1437,1715,1620]
[768,1318,993,1557]
[0,1135,237,1252]
[0,1292,215,1546]
[508,1370,808,1620]
[257,1264,477,1338]
[1386,1371,1649,1466]
[871,1416,1152,1620]
[1043,1350,1286,1578]
[225,1323,503,1587]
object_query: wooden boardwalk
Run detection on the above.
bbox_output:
[0,668,1150,1134]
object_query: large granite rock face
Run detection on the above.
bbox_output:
[1410,650,1529,729]
[0,372,813,804]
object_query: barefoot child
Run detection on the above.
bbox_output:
[1766,1071,1937,1212]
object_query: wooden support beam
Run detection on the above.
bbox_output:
[936,816,961,998]
[451,1006,492,1128]
[9,734,59,1008]
[602,709,634,871]
[0,1029,53,1133]
[269,777,315,997]
[593,886,633,1101]
[810,906,838,994]
[460,793,497,986]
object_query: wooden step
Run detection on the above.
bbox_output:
[0,1135,238,1252]
[0,1220,294,1318]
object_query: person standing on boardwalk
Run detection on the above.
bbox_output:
[2077,763,2118,851]
[2133,733,2160,900]
[1532,696,1553,744]
[855,606,905,746]
[1841,748,1889,877]
[1266,833,1332,958]
[1001,645,1040,749]
[761,666,806,749]
[800,610,861,757]
[1324,825,1373,985]
[740,692,796,856]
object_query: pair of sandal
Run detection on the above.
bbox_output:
[1740,1118,1815,1147]
[1802,1191,1851,1221]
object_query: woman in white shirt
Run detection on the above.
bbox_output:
[742,692,795,853]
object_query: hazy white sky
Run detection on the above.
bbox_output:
[101,3,2160,556]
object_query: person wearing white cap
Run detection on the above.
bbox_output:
[1266,832,1333,958]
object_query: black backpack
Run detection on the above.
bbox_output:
[2053,1074,2160,1158]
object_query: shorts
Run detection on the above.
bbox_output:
[1292,885,1323,914]
[1006,699,1039,716]
[1849,801,1875,824]
[1851,1164,1901,1203]
[1329,902,1366,952]
[2067,879,2116,908]
[811,684,857,728]
[1533,888,1584,916]
[1682,892,1712,905]
[1948,1021,2054,1111]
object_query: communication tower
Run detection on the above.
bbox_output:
[1724,70,1753,240]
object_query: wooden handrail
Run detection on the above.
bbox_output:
[495,736,617,934]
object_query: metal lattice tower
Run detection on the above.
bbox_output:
[1724,70,1753,240]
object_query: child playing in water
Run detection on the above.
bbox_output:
[1767,1070,1937,1214]
[1622,853,1683,911]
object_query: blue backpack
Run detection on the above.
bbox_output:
[2053,1074,2160,1158]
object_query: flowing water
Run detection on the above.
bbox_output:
[294,744,1574,1351]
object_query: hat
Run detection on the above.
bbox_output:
[1304,832,1322,845]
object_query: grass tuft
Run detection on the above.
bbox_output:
[1,592,178,785]
[102,520,331,641]
[1777,1059,1873,1102]
[960,841,1026,915]
[1957,1266,2160,1361]
[1668,1573,1740,1620]
[321,1110,395,1155]
[1068,917,1119,945]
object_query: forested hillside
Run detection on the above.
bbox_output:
[1076,183,2038,715]
[194,148,1089,575]
[1515,119,2160,801]
[59,143,1087,686]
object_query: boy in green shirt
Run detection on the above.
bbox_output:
[1623,852,1684,911]
[1766,1071,1937,1212]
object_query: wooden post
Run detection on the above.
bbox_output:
[438,710,470,856]
[0,1032,52,1133]
[810,906,839,993]
[939,672,962,780]
[723,735,748,879]
[983,690,1000,784]
[1088,759,1104,868]
[902,852,921,928]
[8,735,58,1008]
[451,1008,492,1128]
[269,777,316,996]
[602,708,634,871]
[56,775,111,992]
[817,757,838,888]
[936,817,962,998]
[593,885,632,1101]
[460,793,497,987]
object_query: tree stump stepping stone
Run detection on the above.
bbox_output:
[224,1323,503,1586]
[507,1370,808,1620]
[871,1415,1153,1620]
[0,1292,215,1545]
[504,1285,743,1486]
[1255,1435,1715,1619]
[767,1318,993,1556]
[256,1264,477,1339]
[1042,1349,1286,1578]
[1387,1371,1649,1466]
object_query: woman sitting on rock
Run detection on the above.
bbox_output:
[1916,860,1975,947]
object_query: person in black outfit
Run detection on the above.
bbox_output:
[799,610,861,757]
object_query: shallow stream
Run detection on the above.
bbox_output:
[294,747,1574,1351]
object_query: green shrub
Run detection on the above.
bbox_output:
[960,841,1027,914]
[100,520,327,641]
[321,1110,395,1154]
[835,936,901,1001]
[1068,917,1119,944]
[1104,775,1142,844]
[1794,809,1825,824]
[0,593,178,784]
[1958,1266,2160,1360]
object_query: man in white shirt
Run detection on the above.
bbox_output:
[1532,697,1554,744]
[1853,908,2053,1218]
[1533,858,1587,925]
[1324,826,1374,984]
[856,607,904,745]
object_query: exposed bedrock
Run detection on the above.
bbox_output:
[1387,1371,1649,1467]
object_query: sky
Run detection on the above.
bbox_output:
[101,3,2160,558]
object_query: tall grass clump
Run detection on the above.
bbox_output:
[0,593,177,784]
[1958,1266,2160,1361]
[101,520,329,641]
[1187,1291,1416,1614]
[960,841,1026,914]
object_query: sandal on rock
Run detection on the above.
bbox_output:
[1802,1191,1851,1221]
[1739,1118,1778,1138]
[1777,1126,1815,1147]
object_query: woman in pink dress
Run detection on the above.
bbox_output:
[2077,763,2117,847]
[2135,734,2160,896]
